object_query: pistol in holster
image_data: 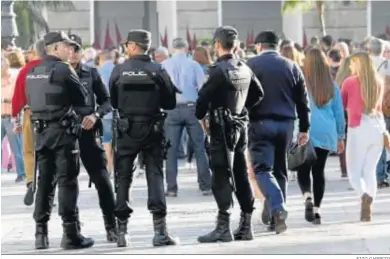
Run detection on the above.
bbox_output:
[212,107,237,193]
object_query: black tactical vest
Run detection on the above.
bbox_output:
[26,64,70,121]
[117,66,160,117]
[215,60,252,115]
[74,64,95,116]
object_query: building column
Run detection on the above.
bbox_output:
[281,1,303,45]
[89,0,95,45]
[217,0,222,27]
[366,0,372,36]
[1,0,18,47]
[157,0,177,49]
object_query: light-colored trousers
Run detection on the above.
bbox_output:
[346,114,384,199]
[23,109,35,184]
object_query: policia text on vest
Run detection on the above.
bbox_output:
[109,53,177,247]
[26,54,94,250]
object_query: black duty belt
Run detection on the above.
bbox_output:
[176,102,195,108]
[1,114,11,119]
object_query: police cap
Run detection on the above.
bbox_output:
[43,31,80,48]
[213,26,238,44]
[123,29,151,47]
[255,30,280,45]
[68,34,83,51]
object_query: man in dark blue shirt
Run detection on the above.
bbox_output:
[246,31,310,234]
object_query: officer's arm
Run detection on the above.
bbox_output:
[61,63,88,106]
[91,68,112,116]
[245,71,264,108]
[109,65,121,109]
[195,66,224,120]
[157,68,176,110]
[293,64,310,133]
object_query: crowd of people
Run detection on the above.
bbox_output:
[1,28,389,249]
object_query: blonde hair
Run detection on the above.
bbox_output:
[281,45,303,67]
[335,56,352,87]
[7,50,25,68]
[350,52,383,114]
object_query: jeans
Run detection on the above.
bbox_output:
[165,105,211,192]
[377,116,390,182]
[1,117,25,177]
[376,148,388,182]
[347,115,383,199]
[102,119,113,144]
[249,119,294,214]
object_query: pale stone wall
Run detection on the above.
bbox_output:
[46,0,91,44]
[43,0,389,49]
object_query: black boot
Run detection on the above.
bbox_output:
[60,222,94,250]
[233,212,254,241]
[117,219,130,247]
[197,211,233,243]
[103,215,118,242]
[35,223,49,249]
[152,215,177,247]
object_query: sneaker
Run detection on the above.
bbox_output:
[15,175,25,183]
[201,190,212,196]
[304,198,314,222]
[312,213,321,225]
[165,191,178,197]
[378,180,389,188]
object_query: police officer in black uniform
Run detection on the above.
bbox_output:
[109,29,178,247]
[67,34,118,242]
[195,26,264,243]
[26,31,94,250]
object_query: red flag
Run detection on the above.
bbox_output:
[192,33,198,49]
[303,29,308,49]
[246,30,250,47]
[250,28,255,45]
[103,21,114,49]
[160,27,168,47]
[186,26,192,51]
[163,27,168,47]
[386,25,390,36]
[92,29,101,49]
[114,21,122,46]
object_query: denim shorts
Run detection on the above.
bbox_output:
[102,119,113,144]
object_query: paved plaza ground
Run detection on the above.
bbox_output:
[1,157,390,254]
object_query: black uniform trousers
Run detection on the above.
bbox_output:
[33,132,80,224]
[114,121,166,220]
[79,128,115,220]
[208,124,254,213]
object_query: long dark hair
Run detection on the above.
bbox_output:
[303,47,334,107]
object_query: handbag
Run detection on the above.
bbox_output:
[287,140,317,171]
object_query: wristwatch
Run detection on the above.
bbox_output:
[94,112,100,119]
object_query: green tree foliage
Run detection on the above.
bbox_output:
[282,0,366,37]
[14,0,75,48]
